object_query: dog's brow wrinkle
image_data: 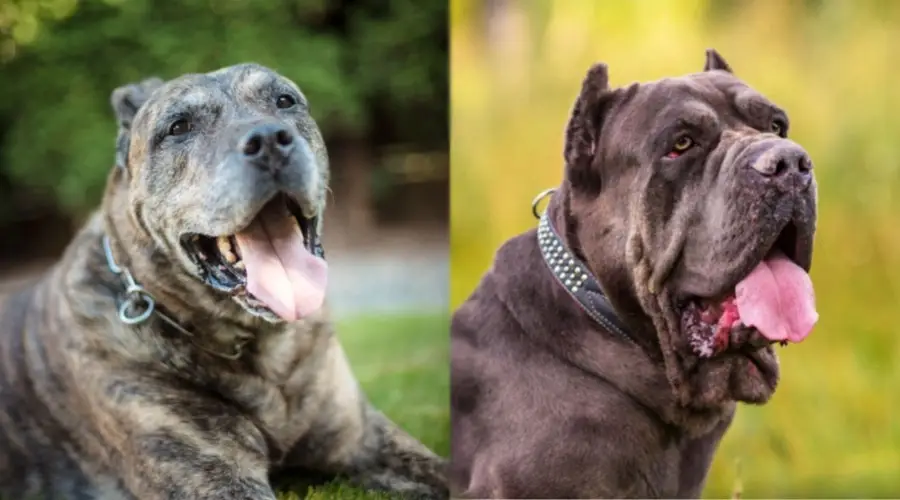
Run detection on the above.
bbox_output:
[176,89,212,109]
[233,67,276,97]
[680,101,718,124]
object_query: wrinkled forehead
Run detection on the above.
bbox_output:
[609,72,787,140]
[134,64,304,128]
[207,63,304,99]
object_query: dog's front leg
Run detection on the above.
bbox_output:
[340,405,449,499]
[98,409,278,500]
[282,402,448,499]
[115,431,278,500]
[281,343,448,499]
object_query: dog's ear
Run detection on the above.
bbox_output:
[703,48,733,73]
[110,77,164,169]
[564,63,614,194]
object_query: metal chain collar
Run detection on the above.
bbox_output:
[102,235,248,360]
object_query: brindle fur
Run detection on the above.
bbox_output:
[450,50,817,498]
[0,64,447,500]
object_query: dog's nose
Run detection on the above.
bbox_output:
[750,141,813,184]
[240,123,296,166]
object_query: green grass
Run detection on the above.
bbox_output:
[276,312,449,499]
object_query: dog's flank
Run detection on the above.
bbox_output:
[0,63,447,500]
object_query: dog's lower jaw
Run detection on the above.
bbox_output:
[640,283,780,408]
[626,232,779,425]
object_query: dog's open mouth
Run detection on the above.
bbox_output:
[181,194,327,321]
[681,222,818,359]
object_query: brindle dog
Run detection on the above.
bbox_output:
[450,50,818,498]
[0,64,447,500]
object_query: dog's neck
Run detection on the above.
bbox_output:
[98,175,280,359]
[485,189,729,434]
[537,203,631,342]
[547,185,663,358]
[552,183,772,417]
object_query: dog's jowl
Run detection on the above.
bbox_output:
[0,64,447,500]
[450,50,818,499]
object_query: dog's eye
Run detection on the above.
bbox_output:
[168,119,192,136]
[666,136,694,158]
[276,95,297,109]
[770,119,787,137]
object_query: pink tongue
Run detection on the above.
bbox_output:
[735,250,817,342]
[233,211,327,321]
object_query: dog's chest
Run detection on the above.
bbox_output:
[227,364,322,451]
[219,330,352,461]
[237,380,316,457]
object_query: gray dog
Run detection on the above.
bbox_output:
[450,50,818,498]
[0,64,447,499]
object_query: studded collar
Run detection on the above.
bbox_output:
[533,190,633,342]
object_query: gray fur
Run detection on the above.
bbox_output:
[450,49,817,498]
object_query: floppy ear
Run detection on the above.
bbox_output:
[563,63,614,193]
[110,77,164,169]
[703,48,733,73]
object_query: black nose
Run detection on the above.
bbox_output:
[240,123,295,167]
[750,141,813,183]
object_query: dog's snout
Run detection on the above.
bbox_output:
[240,123,296,167]
[749,141,813,185]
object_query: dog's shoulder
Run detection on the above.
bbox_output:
[451,229,541,356]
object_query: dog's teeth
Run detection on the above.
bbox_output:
[217,236,238,264]
[230,236,242,259]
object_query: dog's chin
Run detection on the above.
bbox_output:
[684,343,780,408]
[177,193,321,323]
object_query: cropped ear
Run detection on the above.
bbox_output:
[563,63,614,194]
[110,77,164,169]
[703,48,733,73]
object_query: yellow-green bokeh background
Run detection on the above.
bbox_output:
[451,0,900,497]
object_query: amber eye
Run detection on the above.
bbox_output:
[771,119,786,136]
[673,136,693,151]
[667,135,695,157]
[168,119,192,136]
[276,95,297,109]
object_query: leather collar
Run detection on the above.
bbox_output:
[534,191,633,342]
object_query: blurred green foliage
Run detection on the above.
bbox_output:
[0,0,447,223]
[451,0,900,497]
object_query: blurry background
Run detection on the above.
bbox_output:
[0,1,448,498]
[452,0,899,497]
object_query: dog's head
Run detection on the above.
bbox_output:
[561,50,818,407]
[107,63,329,324]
